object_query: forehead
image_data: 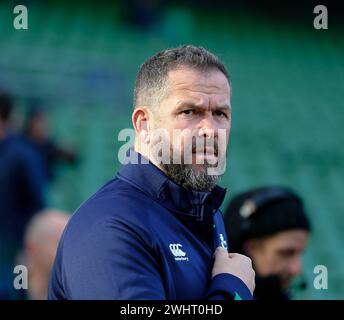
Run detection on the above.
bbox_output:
[268,230,310,250]
[165,67,231,103]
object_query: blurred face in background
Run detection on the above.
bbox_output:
[23,211,69,300]
[25,212,69,274]
[143,67,231,191]
[32,221,66,272]
[27,112,49,142]
[245,229,309,290]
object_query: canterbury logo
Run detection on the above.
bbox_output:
[169,244,189,261]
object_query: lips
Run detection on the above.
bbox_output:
[192,148,218,157]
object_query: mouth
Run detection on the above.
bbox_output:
[192,148,218,156]
[191,150,218,165]
[281,277,292,289]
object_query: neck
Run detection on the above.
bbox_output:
[134,142,165,174]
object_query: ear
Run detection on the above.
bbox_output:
[132,106,151,143]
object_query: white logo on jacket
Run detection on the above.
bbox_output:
[219,234,228,250]
[169,244,189,261]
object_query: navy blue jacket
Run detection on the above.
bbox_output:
[48,151,252,300]
[0,134,46,241]
[0,133,46,299]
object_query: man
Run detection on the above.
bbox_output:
[48,45,255,300]
[224,186,311,300]
[0,91,46,299]
[16,209,70,300]
[23,106,78,183]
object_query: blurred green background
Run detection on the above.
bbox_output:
[0,0,343,299]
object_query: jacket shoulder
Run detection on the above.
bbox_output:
[62,177,157,247]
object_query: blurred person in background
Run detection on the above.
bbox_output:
[16,209,70,300]
[0,90,46,299]
[224,186,311,300]
[122,0,163,30]
[22,106,78,183]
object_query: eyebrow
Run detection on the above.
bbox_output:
[174,101,231,112]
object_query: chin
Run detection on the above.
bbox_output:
[282,279,292,290]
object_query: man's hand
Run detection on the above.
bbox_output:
[212,247,256,295]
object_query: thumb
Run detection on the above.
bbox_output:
[213,246,228,259]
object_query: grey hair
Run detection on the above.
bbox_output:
[133,45,230,109]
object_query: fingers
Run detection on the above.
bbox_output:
[229,253,253,263]
[215,246,228,254]
[213,246,228,259]
[213,248,253,267]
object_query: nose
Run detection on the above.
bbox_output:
[288,256,302,277]
[197,115,217,139]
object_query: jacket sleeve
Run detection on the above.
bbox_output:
[207,273,253,300]
[51,215,167,299]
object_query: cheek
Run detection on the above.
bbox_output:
[217,128,230,153]
[159,115,193,134]
[174,119,197,131]
[170,130,190,152]
[226,127,230,142]
[268,253,292,274]
[257,251,283,275]
[226,120,231,137]
[217,119,231,142]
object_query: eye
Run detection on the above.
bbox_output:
[214,110,227,118]
[180,109,194,116]
[278,249,296,259]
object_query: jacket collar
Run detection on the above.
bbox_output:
[117,150,227,223]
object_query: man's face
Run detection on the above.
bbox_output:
[149,67,231,191]
[247,229,310,290]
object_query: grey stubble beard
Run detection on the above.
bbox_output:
[161,161,222,192]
